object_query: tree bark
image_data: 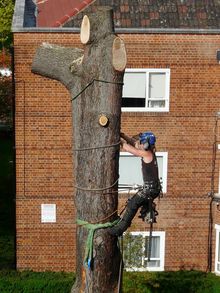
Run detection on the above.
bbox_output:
[32,7,126,293]
[32,43,83,90]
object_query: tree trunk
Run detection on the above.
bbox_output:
[32,7,126,293]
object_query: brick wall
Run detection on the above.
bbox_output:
[14,32,220,272]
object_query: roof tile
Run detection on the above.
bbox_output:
[37,0,95,27]
[36,0,220,29]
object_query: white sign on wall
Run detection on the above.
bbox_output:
[41,204,56,223]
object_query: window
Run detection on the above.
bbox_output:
[122,69,170,112]
[215,224,220,274]
[122,231,165,271]
[119,152,168,193]
[218,144,220,195]
[41,204,56,223]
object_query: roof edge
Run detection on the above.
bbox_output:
[118,28,220,34]
[12,26,220,34]
[12,0,26,31]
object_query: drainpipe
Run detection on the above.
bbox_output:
[10,44,16,270]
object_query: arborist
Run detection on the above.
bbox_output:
[109,131,161,237]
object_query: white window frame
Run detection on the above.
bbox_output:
[214,144,220,198]
[123,231,165,272]
[122,68,170,112]
[119,151,168,194]
[215,224,220,274]
[41,204,56,223]
[218,144,220,195]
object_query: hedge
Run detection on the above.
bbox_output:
[1,270,220,293]
[0,270,74,293]
[123,270,220,293]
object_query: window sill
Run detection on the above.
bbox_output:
[213,194,220,202]
[122,108,169,113]
[125,267,164,272]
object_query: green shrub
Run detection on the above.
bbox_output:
[1,269,220,292]
[0,270,75,293]
[123,272,152,293]
[122,271,220,293]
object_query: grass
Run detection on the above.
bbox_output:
[0,135,15,269]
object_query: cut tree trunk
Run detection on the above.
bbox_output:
[32,7,126,293]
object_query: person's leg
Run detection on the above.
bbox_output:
[108,191,145,236]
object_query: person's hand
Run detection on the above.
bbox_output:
[120,139,126,147]
[135,140,141,149]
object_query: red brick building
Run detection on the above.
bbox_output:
[12,0,220,273]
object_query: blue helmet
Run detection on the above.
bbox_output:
[139,132,156,146]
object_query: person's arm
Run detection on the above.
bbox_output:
[121,141,153,163]
[120,132,136,147]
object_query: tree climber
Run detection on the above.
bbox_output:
[109,132,161,237]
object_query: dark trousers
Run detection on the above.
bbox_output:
[108,188,158,236]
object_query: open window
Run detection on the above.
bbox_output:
[122,69,170,112]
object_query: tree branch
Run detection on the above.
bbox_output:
[31,43,84,89]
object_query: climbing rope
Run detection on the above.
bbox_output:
[77,218,120,269]
[147,221,153,262]
[75,203,127,227]
[74,141,120,152]
[74,177,119,192]
[70,79,124,102]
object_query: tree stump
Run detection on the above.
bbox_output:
[32,7,127,293]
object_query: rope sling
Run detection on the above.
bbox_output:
[77,218,120,269]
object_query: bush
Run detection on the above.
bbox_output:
[0,270,75,293]
[122,271,220,293]
[1,269,220,292]
[0,77,13,125]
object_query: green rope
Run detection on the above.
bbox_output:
[77,218,119,269]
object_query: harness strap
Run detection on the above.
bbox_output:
[148,221,153,262]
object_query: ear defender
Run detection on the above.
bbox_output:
[143,141,149,150]
[139,131,156,150]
